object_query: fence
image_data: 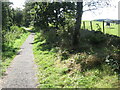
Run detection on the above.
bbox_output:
[81,21,120,37]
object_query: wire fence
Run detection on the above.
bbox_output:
[81,21,120,37]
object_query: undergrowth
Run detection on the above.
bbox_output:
[33,31,119,88]
[0,27,30,77]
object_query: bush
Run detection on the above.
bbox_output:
[73,53,102,71]
[34,31,119,88]
[58,50,70,61]
[57,21,74,49]
[105,55,120,74]
[89,32,107,45]
[2,26,26,51]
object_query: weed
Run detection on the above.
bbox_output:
[33,32,119,88]
[1,29,30,76]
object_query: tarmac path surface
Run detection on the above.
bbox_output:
[2,33,38,88]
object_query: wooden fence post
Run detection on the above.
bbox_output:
[90,21,93,31]
[118,24,120,36]
[103,21,105,33]
[83,21,85,30]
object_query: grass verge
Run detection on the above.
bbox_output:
[1,31,30,76]
[33,32,119,88]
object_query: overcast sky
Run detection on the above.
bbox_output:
[9,0,119,20]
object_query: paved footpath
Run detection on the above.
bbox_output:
[2,33,38,88]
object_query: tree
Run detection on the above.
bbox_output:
[23,0,111,49]
[2,2,13,30]
[14,8,23,27]
[73,0,110,49]
[73,2,83,49]
[23,2,35,27]
[25,2,75,30]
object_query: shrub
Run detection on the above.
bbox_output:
[2,26,26,51]
[105,55,120,74]
[58,50,70,61]
[89,32,107,45]
[57,20,74,49]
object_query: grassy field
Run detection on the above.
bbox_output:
[81,21,120,36]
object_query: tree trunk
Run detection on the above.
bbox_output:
[55,9,59,29]
[72,2,83,49]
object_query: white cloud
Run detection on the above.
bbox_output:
[9,0,25,9]
[9,0,119,20]
[82,0,119,20]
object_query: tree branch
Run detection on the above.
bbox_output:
[83,8,98,12]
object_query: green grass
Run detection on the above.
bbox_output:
[33,32,119,88]
[0,31,30,76]
[22,26,34,30]
[81,21,120,36]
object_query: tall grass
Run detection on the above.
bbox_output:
[33,32,119,88]
[0,26,30,76]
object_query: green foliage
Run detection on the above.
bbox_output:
[89,32,107,45]
[1,30,29,76]
[42,30,58,45]
[2,2,13,30]
[105,55,120,74]
[58,50,70,60]
[57,19,75,49]
[2,1,119,88]
[33,32,119,88]
[2,2,24,29]
[34,19,75,50]
[14,8,24,27]
[2,26,26,51]
[24,2,75,30]
[1,2,26,70]
[23,2,35,27]
[81,21,120,36]
[73,53,87,64]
